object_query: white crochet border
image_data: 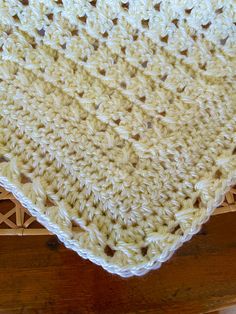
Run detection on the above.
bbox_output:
[1,169,235,277]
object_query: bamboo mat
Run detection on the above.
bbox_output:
[0,185,236,236]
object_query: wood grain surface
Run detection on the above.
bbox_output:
[1,213,236,314]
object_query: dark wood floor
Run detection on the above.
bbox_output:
[1,213,236,314]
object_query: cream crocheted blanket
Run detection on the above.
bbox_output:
[0,0,236,277]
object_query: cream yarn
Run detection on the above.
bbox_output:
[0,0,236,277]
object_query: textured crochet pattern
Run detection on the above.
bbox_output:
[0,0,235,277]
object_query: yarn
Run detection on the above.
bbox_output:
[0,0,235,277]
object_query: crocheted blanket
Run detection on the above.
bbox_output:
[0,0,235,277]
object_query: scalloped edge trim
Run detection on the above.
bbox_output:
[0,168,235,277]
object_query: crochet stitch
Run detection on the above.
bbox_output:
[0,0,235,277]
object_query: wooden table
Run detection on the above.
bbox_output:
[1,212,236,314]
